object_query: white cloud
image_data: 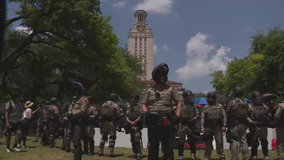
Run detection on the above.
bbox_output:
[161,45,169,51]
[153,45,158,53]
[133,0,174,15]
[15,26,32,35]
[111,0,127,8]
[175,32,231,81]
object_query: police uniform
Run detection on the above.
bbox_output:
[99,98,123,156]
[248,91,270,160]
[201,92,226,160]
[227,98,250,160]
[47,104,60,148]
[141,63,181,160]
[178,97,199,160]
[126,102,143,158]
[274,103,284,159]
[83,105,98,155]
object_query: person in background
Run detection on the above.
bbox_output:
[18,101,33,148]
[5,93,23,152]
[18,101,40,148]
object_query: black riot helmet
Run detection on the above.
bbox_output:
[129,94,140,105]
[207,91,217,99]
[182,90,194,103]
[72,81,85,94]
[152,63,169,84]
[229,87,244,98]
[251,91,263,106]
[50,97,61,107]
[108,93,119,102]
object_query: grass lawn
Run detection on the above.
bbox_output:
[0,136,278,160]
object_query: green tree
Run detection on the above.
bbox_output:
[1,0,146,103]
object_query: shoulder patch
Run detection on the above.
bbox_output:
[82,97,88,102]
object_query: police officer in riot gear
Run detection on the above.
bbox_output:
[67,82,89,160]
[126,94,143,160]
[227,87,250,160]
[140,63,182,160]
[201,91,226,160]
[178,90,199,160]
[249,91,270,160]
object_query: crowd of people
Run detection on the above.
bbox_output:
[0,63,284,160]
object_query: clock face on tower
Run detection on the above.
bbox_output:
[137,24,146,32]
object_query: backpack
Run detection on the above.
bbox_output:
[100,101,115,118]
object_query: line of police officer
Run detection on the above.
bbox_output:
[31,63,284,160]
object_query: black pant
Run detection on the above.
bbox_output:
[178,137,196,156]
[83,137,94,154]
[147,123,174,160]
[20,120,30,146]
[70,121,84,160]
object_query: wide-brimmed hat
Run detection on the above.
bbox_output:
[25,101,34,108]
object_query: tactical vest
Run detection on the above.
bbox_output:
[250,105,266,120]
[127,106,141,121]
[148,86,173,112]
[180,103,196,119]
[205,104,222,120]
[47,105,57,119]
[229,99,248,119]
[101,101,115,118]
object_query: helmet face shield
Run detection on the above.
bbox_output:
[152,63,169,83]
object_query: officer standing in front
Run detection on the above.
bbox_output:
[140,63,182,160]
[126,94,143,160]
[226,87,250,160]
[67,82,89,160]
[201,91,226,160]
[178,90,199,160]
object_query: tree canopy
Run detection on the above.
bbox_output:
[210,27,284,99]
[0,0,145,104]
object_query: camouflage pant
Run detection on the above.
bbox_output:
[229,124,249,160]
[34,121,45,141]
[178,124,195,156]
[62,122,72,150]
[99,121,117,155]
[48,121,57,147]
[83,125,95,153]
[130,126,142,154]
[277,127,284,159]
[204,125,225,160]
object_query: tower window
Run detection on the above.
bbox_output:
[135,38,137,42]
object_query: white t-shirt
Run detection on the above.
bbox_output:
[23,108,32,119]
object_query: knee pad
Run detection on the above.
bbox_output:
[109,136,117,140]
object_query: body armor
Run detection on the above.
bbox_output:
[205,105,222,120]
[127,106,141,121]
[229,98,248,119]
[180,103,196,119]
[251,105,266,120]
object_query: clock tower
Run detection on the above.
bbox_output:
[128,10,154,80]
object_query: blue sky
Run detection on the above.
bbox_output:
[7,0,284,93]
